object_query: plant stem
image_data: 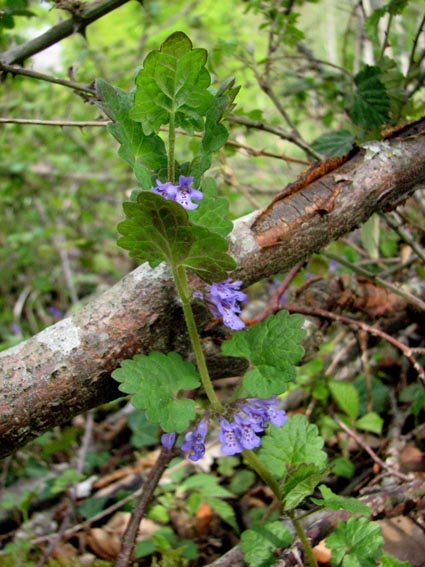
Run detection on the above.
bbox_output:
[242,449,281,500]
[168,112,176,183]
[288,510,319,567]
[172,266,223,413]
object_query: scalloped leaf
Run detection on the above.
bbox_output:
[188,177,233,237]
[259,414,328,481]
[95,79,167,188]
[221,310,305,397]
[111,351,200,433]
[130,31,214,135]
[326,517,384,567]
[280,463,328,510]
[117,192,235,282]
[241,521,293,567]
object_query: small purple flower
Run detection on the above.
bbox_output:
[234,413,262,450]
[219,417,244,455]
[48,306,63,319]
[151,176,203,210]
[161,432,177,450]
[181,419,208,461]
[208,278,247,330]
[152,179,177,200]
[175,175,203,210]
[243,397,287,428]
[10,322,22,335]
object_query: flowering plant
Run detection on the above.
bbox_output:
[96,31,388,567]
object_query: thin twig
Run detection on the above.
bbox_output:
[333,415,410,482]
[282,303,425,385]
[0,0,130,66]
[227,114,322,161]
[249,262,306,323]
[116,446,174,567]
[0,62,95,95]
[380,211,425,263]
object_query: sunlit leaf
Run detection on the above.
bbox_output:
[221,310,305,397]
[112,351,200,432]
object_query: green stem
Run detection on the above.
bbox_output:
[242,449,281,501]
[288,510,319,567]
[172,266,223,413]
[243,450,319,567]
[168,112,176,183]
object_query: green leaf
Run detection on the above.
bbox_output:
[326,517,384,567]
[181,473,234,499]
[202,77,240,153]
[356,412,384,434]
[183,224,236,281]
[259,414,328,480]
[130,31,214,135]
[221,311,305,398]
[117,192,236,281]
[311,485,371,515]
[188,177,233,237]
[281,463,328,510]
[349,65,390,130]
[312,130,355,157]
[111,351,200,433]
[332,457,355,479]
[207,498,239,531]
[329,381,359,420]
[380,553,410,567]
[95,79,167,188]
[117,192,194,266]
[241,521,293,567]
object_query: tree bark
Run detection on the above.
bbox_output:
[1,118,425,459]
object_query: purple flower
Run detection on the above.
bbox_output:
[219,417,244,455]
[234,413,262,450]
[10,322,22,335]
[242,397,287,428]
[151,176,203,210]
[48,306,63,319]
[181,419,208,461]
[152,179,177,200]
[175,175,203,210]
[161,432,177,450]
[208,279,247,330]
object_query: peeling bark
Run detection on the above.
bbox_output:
[1,118,425,458]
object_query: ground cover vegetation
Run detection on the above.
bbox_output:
[0,1,425,566]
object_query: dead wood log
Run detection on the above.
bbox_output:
[1,118,425,459]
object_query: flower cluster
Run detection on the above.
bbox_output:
[152,175,203,210]
[194,278,247,330]
[219,397,287,456]
[164,397,286,462]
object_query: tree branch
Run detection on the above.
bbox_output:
[1,118,425,459]
[0,0,132,66]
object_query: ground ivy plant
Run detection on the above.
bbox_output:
[95,31,403,567]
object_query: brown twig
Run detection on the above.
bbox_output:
[116,446,174,567]
[333,415,410,482]
[0,0,131,66]
[282,303,425,385]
